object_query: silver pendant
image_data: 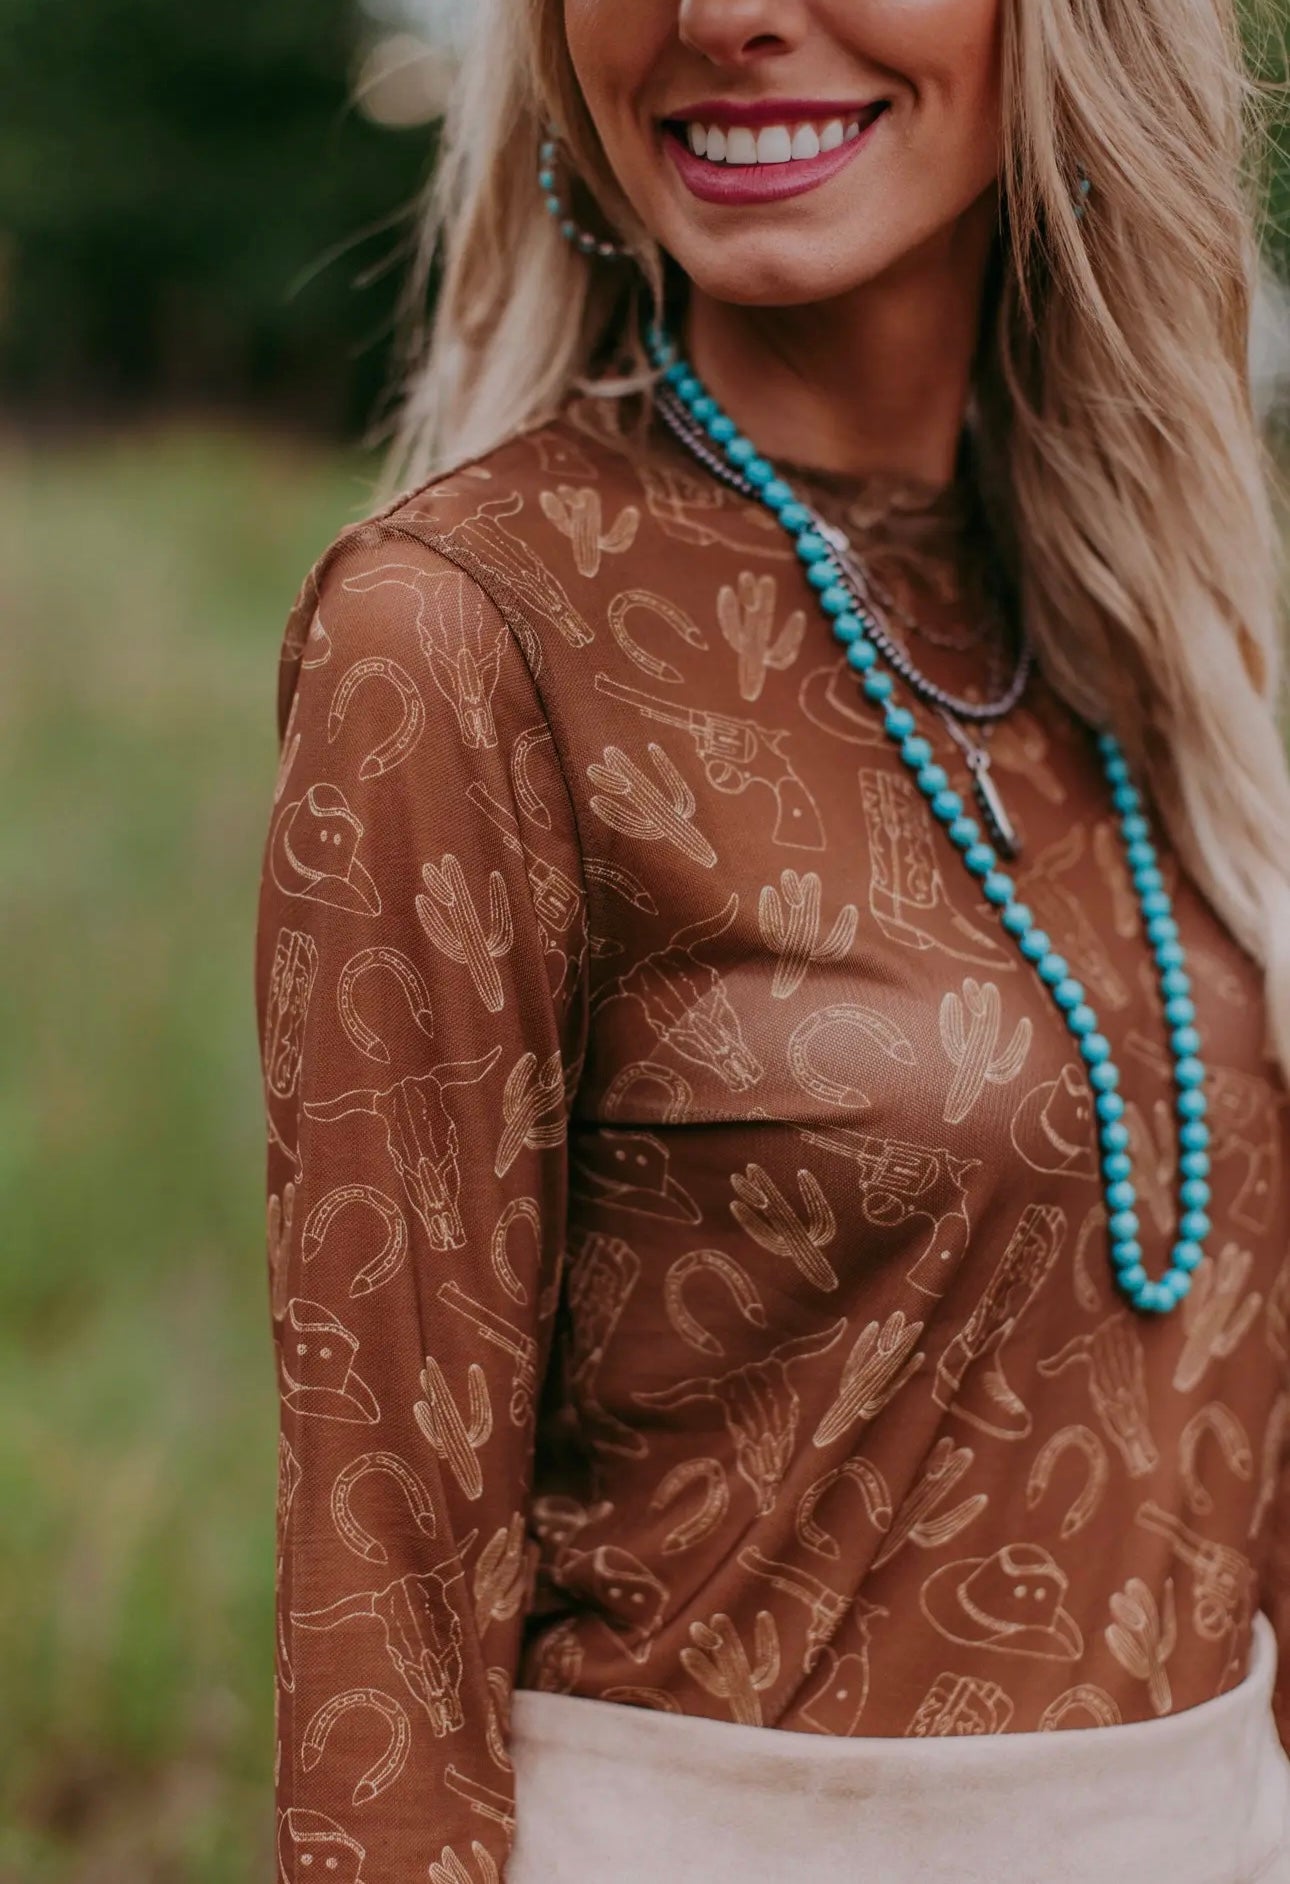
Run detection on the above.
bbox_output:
[969,753,1021,860]
[937,707,1023,861]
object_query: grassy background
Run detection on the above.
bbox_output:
[0,429,373,1880]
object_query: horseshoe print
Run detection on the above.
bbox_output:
[602,1060,693,1120]
[328,655,427,779]
[330,1451,439,1564]
[1025,1426,1110,1540]
[302,1686,412,1805]
[509,721,562,832]
[302,1183,410,1298]
[301,608,332,667]
[490,1196,540,1306]
[796,1458,893,1560]
[337,946,436,1064]
[786,1003,916,1109]
[650,1457,731,1554]
[1039,1685,1122,1729]
[663,1248,768,1357]
[608,588,710,682]
[1179,1404,1253,1519]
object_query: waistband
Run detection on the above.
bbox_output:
[509,1611,1290,1884]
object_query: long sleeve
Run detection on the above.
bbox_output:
[254,519,589,1880]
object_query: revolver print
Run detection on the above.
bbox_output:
[798,1125,979,1297]
[438,1279,538,1428]
[1135,1501,1256,1642]
[593,673,825,851]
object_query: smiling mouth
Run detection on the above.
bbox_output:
[661,101,890,169]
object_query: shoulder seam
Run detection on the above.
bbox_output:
[367,514,583,829]
[355,516,595,1089]
[297,508,595,1107]
[361,519,598,1100]
[364,516,552,675]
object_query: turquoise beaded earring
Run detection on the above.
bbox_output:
[538,129,631,260]
[1074,164,1092,221]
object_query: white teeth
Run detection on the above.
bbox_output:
[680,111,878,166]
[756,125,793,164]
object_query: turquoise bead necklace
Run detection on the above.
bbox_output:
[645,325,1210,1318]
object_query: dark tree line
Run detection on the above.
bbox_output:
[0,0,432,431]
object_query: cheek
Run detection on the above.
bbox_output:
[562,0,611,92]
[869,0,1004,196]
[563,0,677,225]
[563,1,669,124]
[935,0,1003,118]
[842,0,1002,114]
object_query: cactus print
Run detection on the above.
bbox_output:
[256,393,1290,1879]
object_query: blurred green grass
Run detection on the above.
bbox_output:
[0,428,376,1881]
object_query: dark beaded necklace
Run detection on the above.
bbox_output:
[655,384,1032,859]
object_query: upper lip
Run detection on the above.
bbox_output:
[661,98,888,129]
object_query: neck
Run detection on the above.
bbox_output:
[681,195,999,488]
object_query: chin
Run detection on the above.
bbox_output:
[669,238,894,310]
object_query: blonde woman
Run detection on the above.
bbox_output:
[255,2,1290,1878]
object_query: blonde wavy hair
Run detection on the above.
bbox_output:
[384,0,1290,1076]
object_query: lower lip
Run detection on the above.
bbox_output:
[663,113,887,207]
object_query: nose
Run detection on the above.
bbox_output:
[676,0,807,66]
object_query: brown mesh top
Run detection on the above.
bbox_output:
[255,390,1290,1882]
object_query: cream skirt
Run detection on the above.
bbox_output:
[509,1610,1290,1883]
